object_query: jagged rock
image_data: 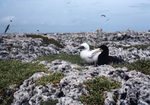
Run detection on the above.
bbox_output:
[12,72,48,105]
[48,60,72,73]
[0,34,60,62]
[10,59,150,105]
[61,45,79,54]
[29,85,53,105]
[1,31,150,62]
[0,31,150,105]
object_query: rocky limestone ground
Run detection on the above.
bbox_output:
[11,60,150,105]
[0,30,150,62]
[0,29,150,105]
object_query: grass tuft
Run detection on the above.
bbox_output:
[0,59,48,105]
[35,53,82,65]
[73,67,86,71]
[34,72,64,87]
[122,44,150,50]
[79,76,121,105]
[26,34,64,48]
[40,99,58,105]
[111,60,150,75]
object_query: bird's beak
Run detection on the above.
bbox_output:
[92,48,102,54]
[99,48,103,52]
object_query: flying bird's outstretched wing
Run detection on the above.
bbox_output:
[101,14,106,17]
[4,24,10,33]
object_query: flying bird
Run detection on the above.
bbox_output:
[4,24,10,33]
[10,20,12,22]
[101,14,106,17]
[66,2,70,4]
[78,43,101,64]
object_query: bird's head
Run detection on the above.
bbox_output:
[91,45,108,55]
[98,45,109,55]
[78,43,90,51]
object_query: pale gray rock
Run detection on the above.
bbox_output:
[11,59,150,105]
[0,34,60,62]
[48,60,72,73]
[12,72,48,105]
[29,85,52,105]
[58,97,83,105]
[0,30,150,105]
[1,31,150,62]
[61,45,79,54]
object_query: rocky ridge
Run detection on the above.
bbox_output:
[0,30,150,105]
[0,30,150,62]
[12,60,150,105]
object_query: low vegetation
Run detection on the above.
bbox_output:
[36,53,150,75]
[79,76,121,105]
[34,72,64,87]
[0,59,48,105]
[0,53,81,104]
[35,53,82,65]
[40,99,58,105]
[111,59,150,75]
[73,67,87,71]
[1,52,149,105]
[26,34,64,48]
[122,44,150,50]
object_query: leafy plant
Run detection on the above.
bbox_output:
[79,77,121,105]
[113,95,119,105]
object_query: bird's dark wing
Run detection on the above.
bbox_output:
[109,56,124,64]
[101,15,106,17]
[4,24,10,33]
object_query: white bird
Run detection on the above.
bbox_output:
[78,43,101,64]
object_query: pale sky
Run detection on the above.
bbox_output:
[0,0,150,33]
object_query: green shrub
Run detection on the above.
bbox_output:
[0,59,48,105]
[26,34,64,48]
[79,77,121,105]
[111,60,150,75]
[73,67,86,71]
[40,99,58,105]
[34,72,64,87]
